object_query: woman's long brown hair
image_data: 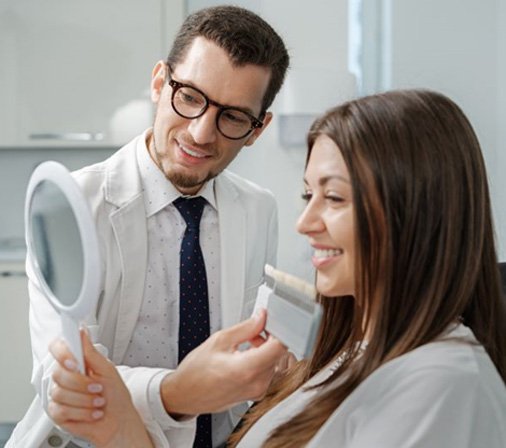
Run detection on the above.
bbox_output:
[228,89,506,448]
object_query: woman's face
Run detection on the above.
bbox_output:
[297,135,356,297]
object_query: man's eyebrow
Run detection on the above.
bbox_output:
[171,74,258,115]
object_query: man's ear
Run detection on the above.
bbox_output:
[150,61,167,103]
[244,112,273,147]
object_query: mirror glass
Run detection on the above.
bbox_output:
[29,180,84,307]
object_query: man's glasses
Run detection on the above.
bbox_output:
[166,69,264,140]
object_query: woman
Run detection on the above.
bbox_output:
[230,88,506,447]
[47,89,506,447]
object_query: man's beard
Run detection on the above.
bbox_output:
[169,170,214,190]
[152,133,217,191]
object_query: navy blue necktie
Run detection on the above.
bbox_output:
[173,196,212,448]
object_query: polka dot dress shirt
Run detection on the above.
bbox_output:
[121,141,230,446]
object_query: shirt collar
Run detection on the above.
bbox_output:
[136,129,216,217]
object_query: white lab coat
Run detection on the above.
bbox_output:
[7,132,278,447]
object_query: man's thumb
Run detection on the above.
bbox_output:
[220,308,267,346]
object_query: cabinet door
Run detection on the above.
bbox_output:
[0,265,33,423]
[0,0,183,148]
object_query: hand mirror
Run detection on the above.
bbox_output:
[25,161,102,373]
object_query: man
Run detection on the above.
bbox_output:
[8,5,289,448]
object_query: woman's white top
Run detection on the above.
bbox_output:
[237,324,506,447]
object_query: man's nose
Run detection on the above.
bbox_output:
[187,107,219,145]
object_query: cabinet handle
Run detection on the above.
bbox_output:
[29,132,105,141]
[0,270,26,277]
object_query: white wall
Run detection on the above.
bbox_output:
[496,0,506,260]
[230,0,354,281]
[373,0,506,259]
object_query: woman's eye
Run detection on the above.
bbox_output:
[326,195,344,203]
[301,192,312,202]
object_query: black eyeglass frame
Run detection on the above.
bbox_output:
[166,68,265,140]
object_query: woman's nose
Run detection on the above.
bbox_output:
[296,199,325,235]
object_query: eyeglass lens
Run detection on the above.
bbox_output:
[173,85,254,139]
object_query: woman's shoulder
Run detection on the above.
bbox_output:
[350,323,506,421]
[307,324,506,447]
[377,324,498,387]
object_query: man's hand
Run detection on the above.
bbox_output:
[273,351,298,381]
[161,309,287,416]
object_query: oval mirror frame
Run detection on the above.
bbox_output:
[25,161,102,371]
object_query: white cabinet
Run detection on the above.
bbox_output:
[0,0,183,148]
[0,263,33,423]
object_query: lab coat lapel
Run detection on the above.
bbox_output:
[216,174,246,328]
[104,141,148,363]
[109,199,147,363]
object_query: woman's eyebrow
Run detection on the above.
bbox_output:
[303,175,350,186]
[320,174,349,185]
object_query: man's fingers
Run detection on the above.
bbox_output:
[286,352,297,369]
[234,341,287,402]
[240,334,287,371]
[276,351,298,373]
[249,334,268,348]
[217,309,267,348]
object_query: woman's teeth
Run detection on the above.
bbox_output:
[314,248,343,258]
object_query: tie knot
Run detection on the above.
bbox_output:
[173,196,207,229]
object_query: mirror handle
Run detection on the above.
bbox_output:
[61,313,85,374]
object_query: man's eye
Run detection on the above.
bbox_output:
[221,110,249,125]
[181,92,200,104]
[177,88,205,106]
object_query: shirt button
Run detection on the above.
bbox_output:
[48,435,63,446]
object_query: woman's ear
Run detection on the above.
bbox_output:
[150,61,167,103]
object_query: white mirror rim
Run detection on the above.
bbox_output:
[24,161,102,318]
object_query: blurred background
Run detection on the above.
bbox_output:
[1,0,505,444]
